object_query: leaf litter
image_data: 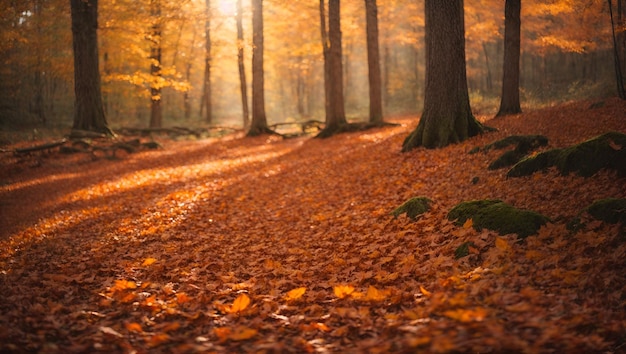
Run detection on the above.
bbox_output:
[1,98,626,352]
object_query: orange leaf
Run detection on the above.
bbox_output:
[495,237,510,251]
[462,218,473,229]
[365,286,387,301]
[142,257,157,266]
[285,287,306,301]
[333,285,355,299]
[229,293,250,313]
[443,307,488,323]
[214,327,231,342]
[112,279,136,291]
[419,285,432,297]
[148,333,171,348]
[125,322,143,333]
[176,292,191,304]
[229,326,258,341]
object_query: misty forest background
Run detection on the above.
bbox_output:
[0,0,620,138]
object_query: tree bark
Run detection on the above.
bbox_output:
[70,0,112,135]
[247,0,271,136]
[200,0,213,122]
[318,0,347,137]
[237,0,250,128]
[149,0,163,128]
[402,0,483,151]
[319,0,330,122]
[365,0,383,123]
[496,0,522,116]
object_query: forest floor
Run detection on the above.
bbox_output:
[1,98,626,353]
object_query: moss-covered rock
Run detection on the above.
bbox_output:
[508,132,626,178]
[585,198,626,224]
[391,197,432,220]
[448,200,550,239]
[470,135,548,170]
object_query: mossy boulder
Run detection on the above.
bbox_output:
[391,197,432,220]
[508,132,626,178]
[469,135,549,170]
[585,198,626,224]
[448,200,550,239]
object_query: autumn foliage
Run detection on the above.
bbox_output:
[1,98,626,352]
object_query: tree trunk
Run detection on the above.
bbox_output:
[247,0,271,136]
[365,0,383,123]
[402,0,483,151]
[496,0,522,116]
[149,0,163,128]
[319,0,330,122]
[70,0,112,135]
[200,0,213,122]
[237,0,250,128]
[318,0,347,137]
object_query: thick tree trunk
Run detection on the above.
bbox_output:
[236,0,249,128]
[149,0,163,128]
[365,0,383,123]
[70,0,112,135]
[247,0,271,136]
[318,0,347,137]
[497,0,522,116]
[402,0,483,151]
[200,0,213,122]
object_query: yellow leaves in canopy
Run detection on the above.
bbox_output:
[285,287,306,301]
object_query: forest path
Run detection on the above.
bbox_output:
[1,98,626,352]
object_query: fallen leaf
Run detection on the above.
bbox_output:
[228,293,250,313]
[333,285,355,299]
[142,257,157,266]
[285,287,306,301]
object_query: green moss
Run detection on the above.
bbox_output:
[447,199,503,225]
[391,197,432,220]
[484,135,548,152]
[455,241,474,259]
[585,198,626,224]
[448,200,549,239]
[508,132,626,178]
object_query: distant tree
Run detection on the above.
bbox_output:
[319,0,330,122]
[247,0,274,136]
[317,0,348,137]
[496,0,522,116]
[402,0,484,150]
[149,0,163,128]
[200,0,213,122]
[69,0,113,135]
[365,0,383,123]
[236,0,250,128]
[609,0,626,99]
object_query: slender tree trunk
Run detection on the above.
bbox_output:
[33,0,46,125]
[496,0,522,115]
[481,41,493,93]
[319,0,330,122]
[237,0,250,128]
[609,0,626,99]
[247,0,271,136]
[402,0,483,151]
[70,0,112,135]
[318,0,347,137]
[365,0,383,123]
[149,0,163,128]
[200,0,213,122]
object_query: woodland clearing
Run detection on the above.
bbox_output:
[1,98,626,353]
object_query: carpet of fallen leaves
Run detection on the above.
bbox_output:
[1,98,626,353]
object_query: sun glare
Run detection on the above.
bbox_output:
[217,0,237,17]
